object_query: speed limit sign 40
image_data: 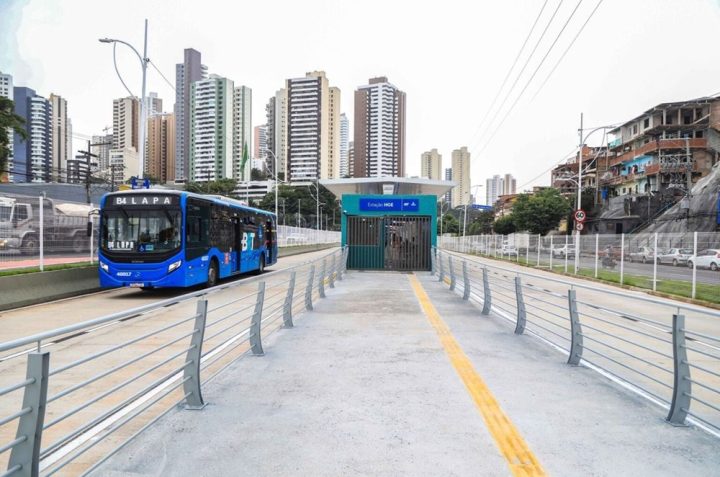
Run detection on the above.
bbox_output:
[574,209,587,222]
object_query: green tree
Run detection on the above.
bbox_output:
[251,168,267,181]
[467,210,494,235]
[438,213,459,235]
[493,215,516,235]
[185,178,237,196]
[0,97,27,182]
[511,188,571,235]
[257,183,340,230]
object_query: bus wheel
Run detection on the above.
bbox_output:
[255,255,265,275]
[206,260,218,288]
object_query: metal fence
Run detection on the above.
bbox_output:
[433,248,720,437]
[440,232,720,301]
[0,247,348,476]
[0,193,340,272]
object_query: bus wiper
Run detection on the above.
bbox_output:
[164,210,174,224]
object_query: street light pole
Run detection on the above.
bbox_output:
[574,112,584,274]
[99,19,149,179]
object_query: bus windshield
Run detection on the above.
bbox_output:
[102,209,181,254]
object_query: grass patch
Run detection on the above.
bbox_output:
[465,251,719,305]
[0,261,94,277]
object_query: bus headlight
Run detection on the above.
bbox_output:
[168,260,182,273]
[100,262,109,272]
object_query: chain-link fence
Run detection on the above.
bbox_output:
[440,231,720,302]
[0,194,98,272]
[0,194,340,272]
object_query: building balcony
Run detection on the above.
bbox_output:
[609,138,707,167]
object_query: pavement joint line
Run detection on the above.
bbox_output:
[408,273,546,477]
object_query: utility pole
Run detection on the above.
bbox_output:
[575,112,584,274]
[297,198,301,227]
[685,136,692,194]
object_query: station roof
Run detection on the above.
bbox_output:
[320,177,456,198]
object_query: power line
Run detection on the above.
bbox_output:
[531,0,605,101]
[149,59,176,92]
[475,0,586,156]
[468,0,550,146]
[472,0,566,150]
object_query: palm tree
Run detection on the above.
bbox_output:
[0,97,27,182]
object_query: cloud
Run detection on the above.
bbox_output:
[0,0,33,81]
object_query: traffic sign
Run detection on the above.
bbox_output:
[575,222,584,231]
[574,209,587,222]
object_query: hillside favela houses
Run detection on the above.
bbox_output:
[551,95,720,234]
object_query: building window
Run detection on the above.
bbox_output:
[632,125,638,135]
[643,118,649,129]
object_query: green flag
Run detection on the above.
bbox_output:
[241,141,249,180]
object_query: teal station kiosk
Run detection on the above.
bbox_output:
[322,178,455,272]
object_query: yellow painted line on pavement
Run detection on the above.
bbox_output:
[408,273,546,477]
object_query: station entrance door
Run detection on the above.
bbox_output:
[346,216,431,271]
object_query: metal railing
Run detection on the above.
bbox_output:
[0,247,349,476]
[433,248,720,437]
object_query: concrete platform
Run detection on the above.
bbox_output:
[91,271,720,477]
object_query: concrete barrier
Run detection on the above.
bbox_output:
[0,267,100,311]
[0,245,339,311]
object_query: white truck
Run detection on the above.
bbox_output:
[0,196,92,255]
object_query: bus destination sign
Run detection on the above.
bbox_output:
[111,195,179,206]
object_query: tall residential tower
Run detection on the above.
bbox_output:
[174,48,207,181]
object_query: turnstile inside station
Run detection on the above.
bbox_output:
[347,215,431,271]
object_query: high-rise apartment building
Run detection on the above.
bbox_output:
[174,48,207,181]
[146,92,163,116]
[444,168,453,204]
[503,173,517,195]
[486,174,504,206]
[353,77,406,178]
[285,71,340,184]
[339,113,349,177]
[190,75,234,182]
[49,94,70,182]
[348,141,355,178]
[13,87,52,183]
[147,113,176,183]
[112,97,139,150]
[451,147,470,208]
[254,124,267,162]
[233,85,252,182]
[265,89,288,180]
[420,148,442,180]
[109,148,137,184]
[0,72,14,181]
[91,134,113,172]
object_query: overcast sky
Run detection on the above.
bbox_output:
[2,0,719,202]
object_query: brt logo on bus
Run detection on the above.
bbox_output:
[241,232,255,251]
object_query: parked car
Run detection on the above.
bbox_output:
[552,245,575,258]
[686,249,720,271]
[657,248,692,266]
[629,247,655,264]
[501,246,518,256]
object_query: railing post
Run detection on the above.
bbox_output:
[567,289,583,365]
[336,250,344,281]
[305,265,315,311]
[9,352,50,477]
[481,267,491,315]
[448,255,456,291]
[667,314,691,425]
[283,271,296,328]
[319,259,326,298]
[438,252,445,282]
[184,299,208,410]
[343,247,349,273]
[329,254,336,288]
[514,276,526,335]
[462,260,470,300]
[249,281,266,356]
[430,248,437,276]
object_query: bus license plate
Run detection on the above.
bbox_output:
[129,282,145,288]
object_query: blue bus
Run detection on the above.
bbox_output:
[97,190,277,289]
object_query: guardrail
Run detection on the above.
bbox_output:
[0,247,348,476]
[434,248,720,437]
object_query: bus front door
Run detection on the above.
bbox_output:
[233,217,242,273]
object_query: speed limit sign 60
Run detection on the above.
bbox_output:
[574,209,586,222]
